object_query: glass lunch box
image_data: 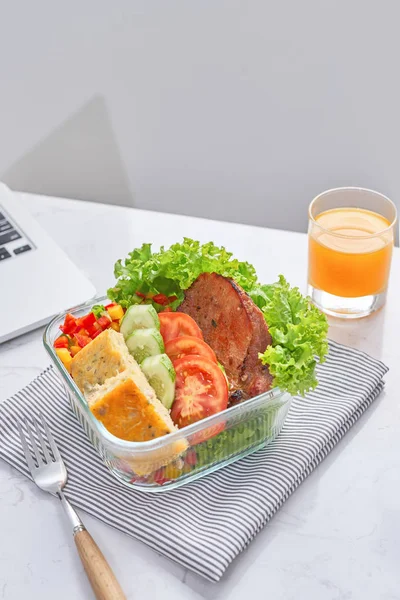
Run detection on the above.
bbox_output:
[43,297,292,493]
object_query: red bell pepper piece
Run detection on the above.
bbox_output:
[75,333,92,348]
[91,328,103,339]
[54,335,69,349]
[105,302,117,309]
[60,313,79,335]
[97,315,112,330]
[152,294,170,306]
[80,312,96,329]
[86,321,102,338]
[153,468,169,485]
[184,449,197,466]
[152,294,178,306]
[135,291,146,299]
[75,328,90,337]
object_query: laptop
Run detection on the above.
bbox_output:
[0,184,96,343]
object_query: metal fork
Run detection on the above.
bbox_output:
[18,415,126,600]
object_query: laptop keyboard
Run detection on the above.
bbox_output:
[0,205,34,261]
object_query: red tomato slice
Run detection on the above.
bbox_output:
[171,355,228,443]
[165,336,217,364]
[159,312,203,343]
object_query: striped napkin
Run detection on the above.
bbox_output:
[0,341,388,581]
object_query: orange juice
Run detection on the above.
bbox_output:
[308,207,393,298]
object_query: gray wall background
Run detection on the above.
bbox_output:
[0,0,399,233]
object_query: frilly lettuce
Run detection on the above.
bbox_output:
[108,239,328,395]
[108,238,258,310]
[252,276,328,396]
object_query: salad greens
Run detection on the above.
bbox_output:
[108,238,328,396]
[108,239,258,310]
[254,276,328,395]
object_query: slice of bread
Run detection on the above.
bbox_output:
[88,370,187,475]
[71,328,140,393]
[87,369,177,441]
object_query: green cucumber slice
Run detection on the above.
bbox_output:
[120,304,160,339]
[141,354,176,409]
[125,328,165,364]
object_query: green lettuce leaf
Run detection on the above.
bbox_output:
[257,275,329,396]
[108,239,328,395]
[108,238,258,310]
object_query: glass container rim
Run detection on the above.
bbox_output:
[308,186,398,240]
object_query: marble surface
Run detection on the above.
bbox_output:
[1,193,399,600]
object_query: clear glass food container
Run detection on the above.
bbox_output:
[43,297,293,493]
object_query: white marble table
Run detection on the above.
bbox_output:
[1,193,399,600]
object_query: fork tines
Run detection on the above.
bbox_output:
[17,414,60,474]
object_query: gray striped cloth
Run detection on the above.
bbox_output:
[0,341,388,581]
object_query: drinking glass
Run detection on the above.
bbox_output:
[308,187,397,318]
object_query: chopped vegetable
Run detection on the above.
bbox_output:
[85,321,102,337]
[55,305,127,364]
[54,335,69,349]
[153,469,169,485]
[92,304,106,319]
[80,312,96,329]
[107,304,124,321]
[60,313,79,335]
[163,463,181,480]
[74,332,92,348]
[152,294,178,306]
[185,449,197,466]
[97,314,112,330]
[55,348,72,373]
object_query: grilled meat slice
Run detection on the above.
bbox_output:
[178,273,273,400]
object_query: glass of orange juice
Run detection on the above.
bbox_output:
[308,187,397,318]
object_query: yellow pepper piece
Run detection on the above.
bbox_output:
[107,304,124,321]
[70,345,81,356]
[110,321,120,332]
[55,348,72,373]
[163,463,183,480]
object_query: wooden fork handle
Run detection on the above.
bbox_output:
[74,528,126,600]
